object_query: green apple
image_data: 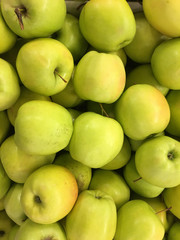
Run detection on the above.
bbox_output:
[109,48,127,66]
[14,100,73,155]
[73,51,126,104]
[54,13,88,62]
[0,111,11,145]
[0,210,14,240]
[101,136,131,170]
[114,199,165,240]
[0,58,20,111]
[163,184,180,219]
[0,10,17,54]
[135,136,180,188]
[166,90,180,137]
[79,0,136,51]
[16,38,74,96]
[0,197,4,211]
[123,155,164,198]
[143,0,180,37]
[0,161,11,200]
[54,151,92,193]
[8,224,19,240]
[66,189,117,240]
[151,38,180,90]
[69,112,124,168]
[4,183,26,225]
[67,108,82,123]
[7,85,51,126]
[51,67,83,108]
[125,64,169,96]
[15,218,66,240]
[124,11,169,64]
[89,169,130,209]
[1,0,66,39]
[0,135,55,183]
[167,221,180,240]
[115,84,170,140]
[21,164,78,224]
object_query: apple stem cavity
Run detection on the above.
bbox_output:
[99,103,110,118]
[14,7,27,30]
[155,206,172,215]
[0,231,5,237]
[54,70,67,83]
[133,176,142,182]
[34,195,42,204]
[167,151,175,160]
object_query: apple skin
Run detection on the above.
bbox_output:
[54,151,92,193]
[7,85,51,126]
[0,161,11,200]
[1,0,66,39]
[21,164,78,224]
[143,0,180,37]
[0,58,20,111]
[54,13,88,62]
[8,224,19,240]
[89,169,130,209]
[163,184,180,219]
[115,84,170,140]
[73,51,126,104]
[15,218,66,240]
[125,64,169,96]
[167,221,180,240]
[0,10,17,54]
[165,90,180,137]
[0,111,11,145]
[16,38,74,96]
[135,136,180,188]
[4,183,27,225]
[123,155,164,198]
[114,199,165,240]
[0,210,15,240]
[69,112,124,168]
[151,38,180,90]
[66,189,117,240]
[14,100,73,155]
[0,196,5,211]
[124,12,169,64]
[79,0,136,51]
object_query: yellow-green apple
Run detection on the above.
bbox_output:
[0,197,4,211]
[135,136,180,188]
[0,10,17,54]
[14,100,73,155]
[115,84,170,140]
[167,221,180,240]
[67,108,82,123]
[69,112,124,168]
[4,183,26,225]
[0,210,14,240]
[125,64,169,96]
[7,85,51,126]
[101,136,131,170]
[54,151,92,193]
[0,135,55,183]
[16,38,74,96]
[0,58,20,111]
[165,90,180,137]
[163,184,180,219]
[110,48,127,66]
[89,169,130,209]
[123,155,164,198]
[21,164,78,224]
[124,11,169,64]
[1,0,66,39]
[54,13,88,62]
[0,111,11,145]
[0,161,11,200]
[66,189,117,240]
[8,224,19,240]
[114,199,165,240]
[143,0,180,37]
[73,51,126,103]
[151,38,180,90]
[15,218,66,240]
[79,0,136,51]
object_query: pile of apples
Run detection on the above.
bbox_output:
[0,0,180,239]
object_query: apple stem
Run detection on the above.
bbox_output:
[133,177,142,182]
[54,70,67,83]
[14,8,25,30]
[99,103,110,118]
[156,206,172,215]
